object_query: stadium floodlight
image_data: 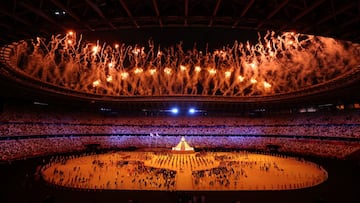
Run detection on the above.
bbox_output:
[188,108,196,114]
[171,108,179,114]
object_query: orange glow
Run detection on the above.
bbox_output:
[195,66,201,73]
[164,67,172,75]
[9,30,360,98]
[208,69,216,75]
[263,81,272,88]
[134,68,143,74]
[219,50,226,58]
[120,72,129,80]
[106,75,112,82]
[133,49,140,55]
[248,61,257,69]
[92,46,99,54]
[41,151,328,191]
[225,71,231,78]
[149,69,157,75]
[92,80,100,87]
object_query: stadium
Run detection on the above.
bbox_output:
[0,1,359,203]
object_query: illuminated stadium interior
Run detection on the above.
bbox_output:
[0,1,359,203]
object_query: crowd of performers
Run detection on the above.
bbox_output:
[191,152,327,190]
[148,152,216,171]
[41,152,177,191]
[40,150,327,191]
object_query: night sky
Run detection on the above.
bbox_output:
[82,27,263,51]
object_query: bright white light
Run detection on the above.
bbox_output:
[188,108,195,114]
[134,68,143,74]
[92,79,100,87]
[263,81,271,88]
[238,75,245,82]
[208,69,216,75]
[106,75,112,82]
[92,46,99,55]
[133,48,141,55]
[225,71,231,78]
[54,11,66,15]
[171,108,178,114]
[164,67,172,75]
[121,72,129,79]
[248,61,257,69]
[195,66,201,73]
[149,69,157,75]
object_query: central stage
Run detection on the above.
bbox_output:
[41,151,327,191]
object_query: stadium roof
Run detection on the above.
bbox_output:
[0,0,359,44]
